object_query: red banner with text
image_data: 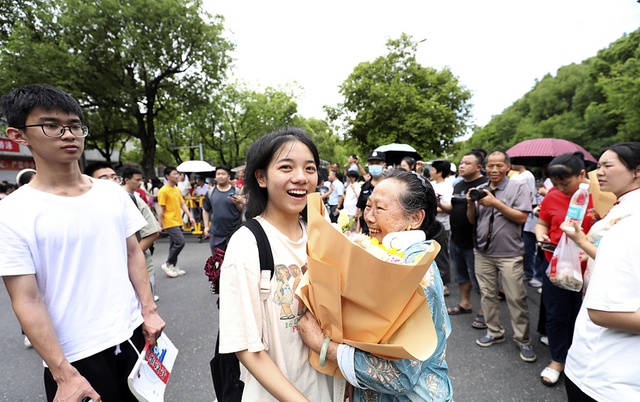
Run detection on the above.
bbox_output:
[0,139,19,153]
[0,157,35,171]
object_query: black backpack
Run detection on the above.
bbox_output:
[210,218,274,402]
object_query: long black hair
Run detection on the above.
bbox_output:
[382,169,441,240]
[244,127,320,220]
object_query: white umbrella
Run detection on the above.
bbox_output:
[375,143,419,154]
[374,144,422,166]
[176,160,215,173]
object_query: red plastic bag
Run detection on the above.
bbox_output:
[546,233,583,292]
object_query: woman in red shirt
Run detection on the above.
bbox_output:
[534,152,598,387]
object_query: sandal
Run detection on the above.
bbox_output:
[447,304,472,315]
[471,313,487,329]
[540,367,562,387]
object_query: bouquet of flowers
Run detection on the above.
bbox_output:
[297,193,441,377]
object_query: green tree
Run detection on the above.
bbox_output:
[0,0,233,177]
[332,34,472,160]
[463,29,640,161]
[293,116,346,165]
[191,83,300,168]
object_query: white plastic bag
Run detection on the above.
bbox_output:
[128,333,178,402]
[546,233,583,292]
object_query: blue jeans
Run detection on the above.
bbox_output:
[542,271,582,363]
[533,244,547,282]
[522,231,537,279]
[450,241,479,292]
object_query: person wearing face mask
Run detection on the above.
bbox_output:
[355,151,386,234]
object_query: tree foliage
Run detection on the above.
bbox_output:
[462,29,640,161]
[0,0,233,177]
[332,34,473,160]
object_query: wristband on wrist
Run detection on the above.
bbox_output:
[319,336,331,367]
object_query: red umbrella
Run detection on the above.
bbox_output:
[506,138,598,167]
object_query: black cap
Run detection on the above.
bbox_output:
[367,150,386,162]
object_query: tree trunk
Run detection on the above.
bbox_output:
[140,133,157,179]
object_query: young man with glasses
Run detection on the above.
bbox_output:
[0,84,165,402]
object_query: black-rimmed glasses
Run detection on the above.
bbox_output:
[18,124,89,138]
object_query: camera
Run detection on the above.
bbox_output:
[468,185,490,201]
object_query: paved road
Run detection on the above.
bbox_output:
[1,235,567,401]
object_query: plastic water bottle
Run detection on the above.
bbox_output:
[562,183,590,231]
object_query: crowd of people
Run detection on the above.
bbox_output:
[1,83,639,402]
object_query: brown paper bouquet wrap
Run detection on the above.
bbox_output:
[297,192,440,377]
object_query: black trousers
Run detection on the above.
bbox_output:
[44,325,145,402]
[565,375,597,402]
[210,331,243,402]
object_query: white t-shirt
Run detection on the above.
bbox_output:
[511,170,537,233]
[177,177,191,197]
[431,180,453,231]
[0,178,147,364]
[343,181,361,216]
[219,216,332,401]
[565,214,640,400]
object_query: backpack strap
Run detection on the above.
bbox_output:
[242,219,274,301]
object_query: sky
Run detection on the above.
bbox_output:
[204,1,640,129]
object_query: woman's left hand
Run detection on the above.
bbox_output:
[298,311,325,353]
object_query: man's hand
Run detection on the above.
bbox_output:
[477,189,499,208]
[141,309,165,345]
[53,365,101,402]
[203,226,210,238]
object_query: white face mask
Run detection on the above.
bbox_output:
[368,165,383,177]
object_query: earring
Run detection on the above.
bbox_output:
[406,225,412,231]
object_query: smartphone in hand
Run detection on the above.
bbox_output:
[538,241,556,253]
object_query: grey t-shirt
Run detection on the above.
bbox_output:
[474,177,532,257]
[203,186,241,238]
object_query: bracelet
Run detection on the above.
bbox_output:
[319,336,331,367]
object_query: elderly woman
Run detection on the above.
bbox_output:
[299,169,452,401]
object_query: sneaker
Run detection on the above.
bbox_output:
[173,266,186,276]
[476,334,505,347]
[529,278,543,288]
[161,262,178,278]
[519,344,537,362]
[23,335,32,349]
[153,295,160,302]
[538,287,542,294]
[540,335,549,346]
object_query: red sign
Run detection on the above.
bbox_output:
[0,157,36,171]
[0,139,19,153]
